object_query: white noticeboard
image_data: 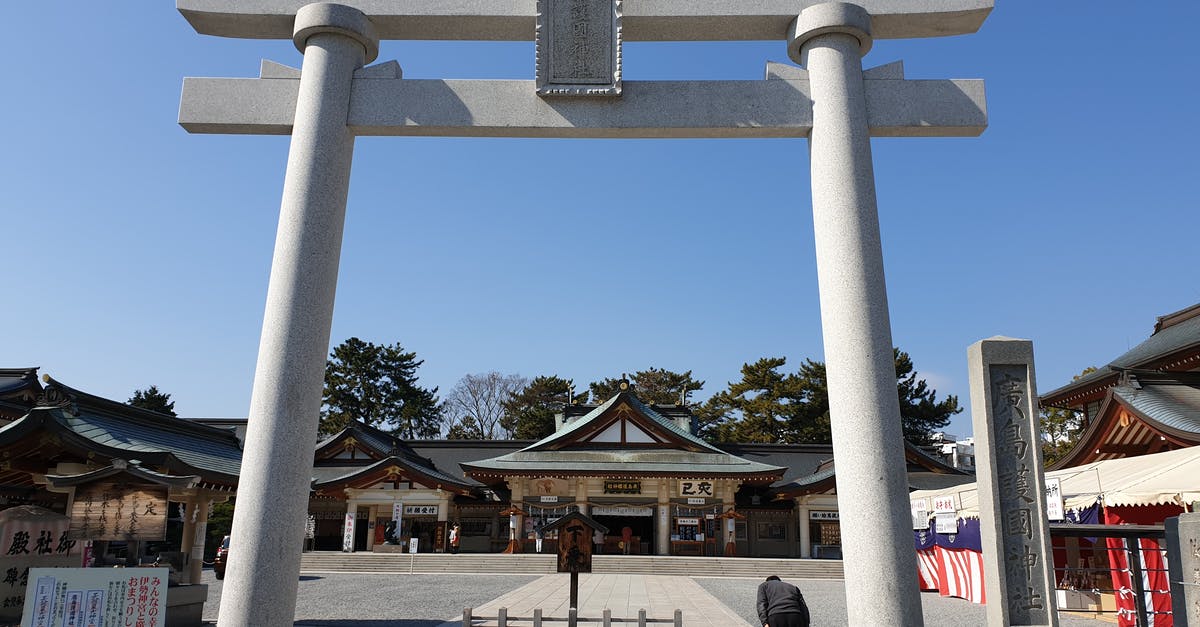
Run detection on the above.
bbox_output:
[1045,477,1065,521]
[935,512,958,535]
[408,537,419,554]
[22,567,169,627]
[932,495,956,514]
[911,499,929,530]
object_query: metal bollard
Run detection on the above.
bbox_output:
[673,609,682,627]
[638,609,647,627]
[603,608,611,627]
[534,608,543,627]
[462,608,472,627]
[499,607,508,627]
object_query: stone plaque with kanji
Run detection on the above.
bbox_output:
[536,0,621,96]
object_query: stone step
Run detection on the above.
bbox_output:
[298,552,844,579]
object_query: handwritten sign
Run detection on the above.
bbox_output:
[68,483,167,541]
[1045,477,1064,521]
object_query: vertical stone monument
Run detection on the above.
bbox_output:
[1166,513,1200,626]
[177,1,992,624]
[968,337,1058,626]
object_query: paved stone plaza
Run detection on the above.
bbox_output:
[197,570,1112,626]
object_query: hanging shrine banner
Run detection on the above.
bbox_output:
[68,483,168,541]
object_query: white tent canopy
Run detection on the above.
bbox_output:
[909,446,1200,518]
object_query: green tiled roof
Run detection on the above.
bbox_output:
[0,378,242,484]
[464,391,784,479]
[1113,381,1200,435]
[311,455,473,492]
[1043,304,1200,400]
[527,392,726,454]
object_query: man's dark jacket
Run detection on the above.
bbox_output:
[756,579,810,626]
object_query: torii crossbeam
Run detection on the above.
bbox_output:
[177,2,991,625]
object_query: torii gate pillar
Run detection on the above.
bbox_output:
[790,4,923,624]
[217,5,378,626]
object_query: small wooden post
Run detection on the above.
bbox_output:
[673,609,682,627]
[534,608,543,627]
[570,571,579,610]
[569,607,578,627]
[603,608,612,626]
[638,609,647,627]
[498,607,508,627]
[462,608,472,627]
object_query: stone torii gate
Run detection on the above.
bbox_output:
[177,1,990,625]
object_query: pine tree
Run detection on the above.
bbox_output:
[128,385,176,416]
[698,349,959,445]
[588,368,705,405]
[502,375,587,440]
[321,337,442,437]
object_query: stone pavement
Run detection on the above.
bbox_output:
[448,573,752,627]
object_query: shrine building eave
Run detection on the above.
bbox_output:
[45,461,200,490]
[0,378,243,490]
[1041,303,1200,409]
[1048,377,1200,470]
[311,455,475,496]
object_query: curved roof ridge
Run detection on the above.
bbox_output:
[40,376,244,445]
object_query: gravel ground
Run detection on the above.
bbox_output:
[199,570,1115,626]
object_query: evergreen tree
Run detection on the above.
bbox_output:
[502,375,587,440]
[128,385,176,416]
[588,368,705,405]
[696,358,828,443]
[1040,367,1097,465]
[698,349,959,445]
[321,337,442,438]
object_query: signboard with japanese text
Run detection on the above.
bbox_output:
[935,512,958,534]
[809,511,839,521]
[932,495,956,514]
[603,480,642,495]
[0,506,83,621]
[555,518,594,573]
[678,480,714,498]
[1044,477,1064,521]
[342,513,355,552]
[68,483,168,541]
[392,503,403,521]
[21,567,167,627]
[403,505,438,516]
[686,497,706,505]
[911,499,929,530]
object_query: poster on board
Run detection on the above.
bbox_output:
[21,567,168,627]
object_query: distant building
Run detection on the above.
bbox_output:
[927,432,975,472]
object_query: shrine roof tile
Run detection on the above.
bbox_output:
[1113,381,1200,435]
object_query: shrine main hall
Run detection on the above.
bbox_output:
[0,371,970,562]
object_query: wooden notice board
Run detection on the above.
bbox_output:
[68,483,168,541]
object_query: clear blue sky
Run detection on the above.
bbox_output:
[4,3,1196,439]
